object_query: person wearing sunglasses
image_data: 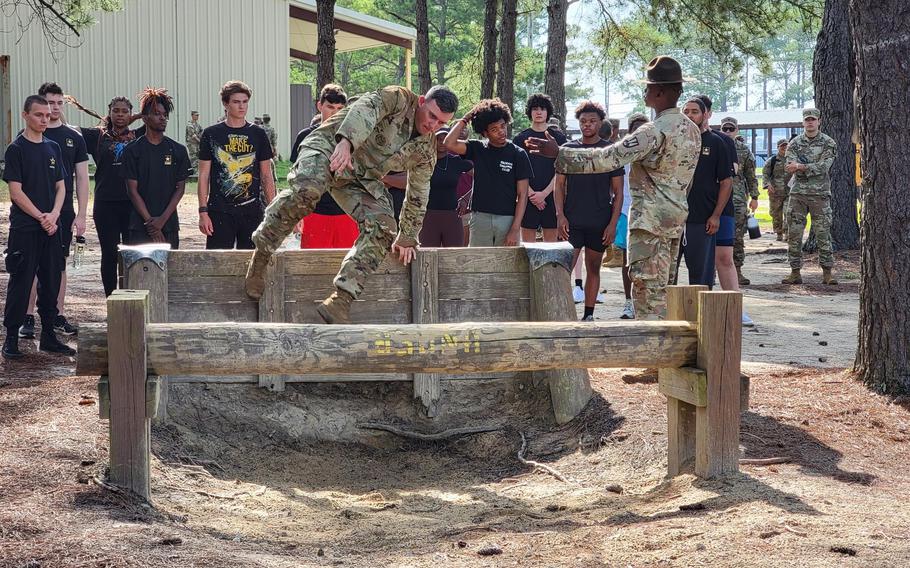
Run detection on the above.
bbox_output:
[719,117,758,286]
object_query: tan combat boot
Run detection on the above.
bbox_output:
[781,269,802,284]
[316,290,355,324]
[244,249,271,300]
[822,267,839,286]
[736,266,751,286]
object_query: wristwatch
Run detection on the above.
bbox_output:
[198,206,209,213]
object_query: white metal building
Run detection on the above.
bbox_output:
[0,0,415,158]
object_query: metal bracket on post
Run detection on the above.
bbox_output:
[119,244,171,273]
[522,242,575,272]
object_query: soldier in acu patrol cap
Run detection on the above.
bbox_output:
[244,85,459,325]
[763,138,793,241]
[782,107,838,285]
[525,56,701,319]
[185,110,202,173]
[718,116,758,285]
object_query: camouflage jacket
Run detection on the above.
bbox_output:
[555,107,700,238]
[785,132,836,196]
[762,153,793,198]
[732,139,758,206]
[296,86,436,247]
[185,121,202,147]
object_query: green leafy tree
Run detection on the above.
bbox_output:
[1,0,123,55]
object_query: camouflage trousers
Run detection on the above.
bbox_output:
[252,150,397,299]
[787,194,833,270]
[769,192,789,236]
[188,147,199,173]
[628,229,679,320]
[733,201,748,268]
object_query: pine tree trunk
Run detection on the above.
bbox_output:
[544,0,568,128]
[496,0,518,115]
[415,0,432,93]
[852,0,910,395]
[435,0,448,84]
[316,0,336,89]
[481,0,499,100]
[811,0,859,251]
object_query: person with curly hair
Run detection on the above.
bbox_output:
[444,98,532,246]
[121,87,191,248]
[513,93,566,243]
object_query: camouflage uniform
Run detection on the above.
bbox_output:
[253,86,435,299]
[785,131,837,269]
[185,119,203,172]
[262,121,279,182]
[763,149,793,238]
[731,139,758,268]
[556,107,700,319]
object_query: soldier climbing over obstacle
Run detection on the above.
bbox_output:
[244,85,458,324]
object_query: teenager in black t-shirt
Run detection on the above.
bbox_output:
[554,101,623,321]
[19,82,90,339]
[681,99,732,287]
[419,128,474,247]
[122,88,191,249]
[513,93,567,242]
[444,99,531,247]
[198,81,275,250]
[2,96,75,359]
[76,96,143,296]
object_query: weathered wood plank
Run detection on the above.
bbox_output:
[77,320,698,377]
[667,285,707,322]
[411,249,440,416]
[168,301,259,323]
[436,247,529,274]
[438,298,531,323]
[438,272,530,300]
[284,299,412,324]
[259,254,287,392]
[696,291,743,478]
[658,367,708,407]
[667,398,698,476]
[106,291,151,500]
[168,275,249,303]
[284,274,411,302]
[165,371,528,384]
[283,250,408,276]
[168,250,254,277]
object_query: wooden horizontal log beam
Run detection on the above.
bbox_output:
[77,321,697,377]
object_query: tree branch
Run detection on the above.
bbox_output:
[38,0,80,36]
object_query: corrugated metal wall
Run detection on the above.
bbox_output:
[0,0,290,157]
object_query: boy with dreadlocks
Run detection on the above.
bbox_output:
[443,99,532,246]
[121,88,191,248]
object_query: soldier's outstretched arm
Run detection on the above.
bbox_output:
[555,124,661,175]
[396,159,435,250]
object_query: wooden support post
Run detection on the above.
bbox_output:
[664,285,707,476]
[411,249,440,416]
[696,290,742,478]
[526,243,592,425]
[121,245,169,423]
[259,253,287,391]
[107,290,151,500]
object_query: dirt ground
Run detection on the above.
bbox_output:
[2,202,909,568]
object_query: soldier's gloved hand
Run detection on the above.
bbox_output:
[330,138,354,173]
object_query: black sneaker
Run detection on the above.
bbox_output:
[39,333,76,356]
[3,335,24,359]
[54,315,78,336]
[18,315,36,339]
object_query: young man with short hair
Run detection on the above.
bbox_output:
[289,84,357,249]
[512,93,566,243]
[444,99,532,247]
[245,85,458,325]
[554,101,623,321]
[2,96,75,359]
[122,88,191,248]
[198,81,275,249]
[20,82,89,339]
[681,98,732,286]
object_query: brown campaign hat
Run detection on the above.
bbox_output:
[720,116,738,127]
[802,108,820,119]
[638,56,691,84]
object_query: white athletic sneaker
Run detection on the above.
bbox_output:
[572,285,585,304]
[742,312,755,327]
[595,291,606,304]
[582,314,595,322]
[620,299,635,320]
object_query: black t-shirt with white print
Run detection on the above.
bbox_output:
[198,122,273,212]
[462,140,533,216]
